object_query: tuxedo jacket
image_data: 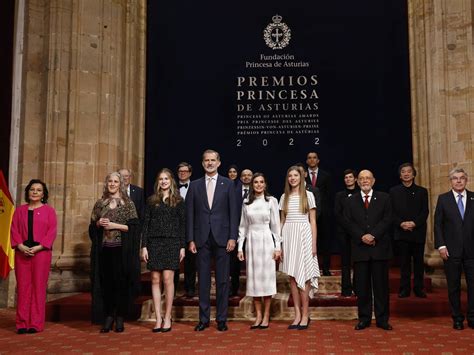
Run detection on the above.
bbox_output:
[343,191,393,262]
[334,188,359,238]
[130,184,145,221]
[186,174,238,248]
[389,183,429,243]
[434,190,474,258]
[305,184,322,220]
[306,168,331,216]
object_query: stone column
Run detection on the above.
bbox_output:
[408,0,473,269]
[11,0,146,295]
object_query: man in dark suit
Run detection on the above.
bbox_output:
[390,163,429,298]
[229,168,253,298]
[306,152,332,275]
[119,168,144,220]
[344,170,393,330]
[177,162,195,298]
[295,163,322,220]
[186,149,238,331]
[334,169,359,297]
[434,167,474,330]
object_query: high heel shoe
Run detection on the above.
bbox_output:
[161,318,172,333]
[288,320,301,330]
[297,317,311,330]
[152,318,163,333]
[250,322,262,330]
[100,316,114,333]
[114,316,124,333]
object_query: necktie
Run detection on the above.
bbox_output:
[178,183,188,189]
[364,194,370,209]
[207,177,214,208]
[457,194,465,219]
[243,188,249,199]
[311,171,316,187]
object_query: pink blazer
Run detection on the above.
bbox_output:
[10,204,57,250]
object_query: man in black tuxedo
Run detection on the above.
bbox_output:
[177,162,196,298]
[390,163,429,298]
[119,168,144,221]
[344,170,393,330]
[434,167,474,330]
[229,168,253,298]
[334,169,359,297]
[306,152,332,275]
[186,149,238,332]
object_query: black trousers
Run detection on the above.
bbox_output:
[317,214,331,272]
[444,256,474,323]
[184,249,197,294]
[197,234,230,323]
[397,240,425,293]
[100,247,128,318]
[340,234,353,295]
[172,249,197,294]
[229,249,241,295]
[353,259,390,325]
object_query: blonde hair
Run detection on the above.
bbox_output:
[281,166,309,215]
[148,168,182,207]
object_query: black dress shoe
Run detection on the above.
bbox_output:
[194,322,210,331]
[354,321,370,330]
[453,321,464,330]
[100,316,114,333]
[185,292,195,299]
[259,324,269,329]
[114,316,124,333]
[27,328,37,334]
[17,328,27,334]
[398,290,410,298]
[414,290,427,298]
[217,321,228,331]
[467,321,474,329]
[322,270,332,276]
[376,323,393,330]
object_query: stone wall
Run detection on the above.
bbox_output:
[408,0,474,269]
[7,0,146,298]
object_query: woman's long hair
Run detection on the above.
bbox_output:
[245,172,271,205]
[281,166,309,215]
[102,171,130,201]
[148,168,182,207]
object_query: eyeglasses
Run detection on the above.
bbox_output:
[451,176,467,181]
[178,170,190,173]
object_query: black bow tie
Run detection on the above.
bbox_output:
[179,183,188,189]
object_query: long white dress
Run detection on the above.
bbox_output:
[279,191,320,297]
[238,195,281,297]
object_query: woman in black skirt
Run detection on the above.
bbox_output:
[141,168,185,332]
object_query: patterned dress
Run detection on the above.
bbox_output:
[142,200,185,271]
[279,191,320,297]
[238,196,281,297]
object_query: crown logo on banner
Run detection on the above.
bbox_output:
[263,14,291,50]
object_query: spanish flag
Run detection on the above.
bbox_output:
[0,170,15,278]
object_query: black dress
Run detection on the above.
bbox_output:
[142,200,185,271]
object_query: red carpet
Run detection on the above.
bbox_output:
[1,308,474,354]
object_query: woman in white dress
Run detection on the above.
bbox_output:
[280,166,319,330]
[237,173,281,329]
